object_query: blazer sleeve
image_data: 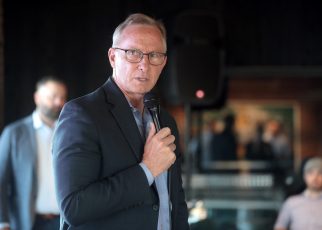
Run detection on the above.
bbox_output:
[52,101,152,227]
[0,127,13,224]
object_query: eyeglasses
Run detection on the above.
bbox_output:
[113,47,166,66]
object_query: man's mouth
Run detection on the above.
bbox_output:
[136,77,149,82]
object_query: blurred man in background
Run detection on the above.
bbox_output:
[274,157,322,230]
[0,77,67,230]
[210,114,237,161]
[263,119,292,160]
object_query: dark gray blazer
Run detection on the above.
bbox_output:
[53,78,189,230]
[0,115,38,230]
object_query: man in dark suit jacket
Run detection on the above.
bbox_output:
[0,77,67,230]
[52,13,189,230]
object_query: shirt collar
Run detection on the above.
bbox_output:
[32,110,56,130]
[125,98,144,114]
[127,101,150,119]
[303,189,322,199]
[126,99,151,127]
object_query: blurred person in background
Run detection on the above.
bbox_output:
[200,118,217,164]
[0,77,67,230]
[263,118,292,184]
[210,114,237,161]
[274,157,322,230]
[263,119,292,160]
[245,123,274,160]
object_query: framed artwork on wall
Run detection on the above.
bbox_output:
[191,100,299,173]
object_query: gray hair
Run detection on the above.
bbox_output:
[304,157,322,174]
[112,13,167,50]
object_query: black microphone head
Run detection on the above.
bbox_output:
[144,92,160,110]
[144,92,162,131]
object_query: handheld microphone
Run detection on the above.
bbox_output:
[144,92,172,229]
[144,92,161,132]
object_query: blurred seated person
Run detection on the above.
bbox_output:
[245,123,274,160]
[210,114,237,161]
[274,157,322,230]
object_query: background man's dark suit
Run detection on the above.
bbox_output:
[53,78,189,229]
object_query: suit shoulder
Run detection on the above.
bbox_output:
[64,86,106,110]
[1,115,32,133]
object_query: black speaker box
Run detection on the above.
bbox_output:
[160,11,226,109]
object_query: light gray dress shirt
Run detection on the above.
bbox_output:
[130,105,170,230]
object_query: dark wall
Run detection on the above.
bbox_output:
[3,0,189,124]
[4,1,122,123]
[3,0,322,125]
[223,0,322,66]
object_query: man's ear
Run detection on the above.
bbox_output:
[108,48,116,68]
[161,55,167,69]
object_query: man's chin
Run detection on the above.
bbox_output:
[308,186,322,192]
[46,111,61,121]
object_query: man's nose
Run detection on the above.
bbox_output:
[138,54,150,69]
[54,97,66,107]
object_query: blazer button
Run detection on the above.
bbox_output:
[152,204,159,211]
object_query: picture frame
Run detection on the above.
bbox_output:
[193,100,299,173]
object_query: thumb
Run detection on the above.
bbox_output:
[146,122,156,142]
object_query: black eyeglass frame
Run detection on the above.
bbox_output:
[113,47,167,66]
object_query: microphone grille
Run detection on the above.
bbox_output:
[144,92,160,109]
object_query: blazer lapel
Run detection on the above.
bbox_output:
[102,78,144,161]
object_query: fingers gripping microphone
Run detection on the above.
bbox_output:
[144,92,162,132]
[144,92,173,230]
